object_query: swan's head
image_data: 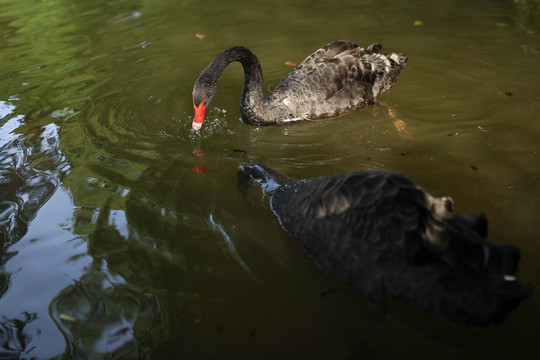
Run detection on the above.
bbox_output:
[238,163,294,195]
[192,72,218,131]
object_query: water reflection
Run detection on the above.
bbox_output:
[51,261,166,359]
[0,312,36,358]
[0,102,171,357]
[0,114,78,357]
[0,115,67,244]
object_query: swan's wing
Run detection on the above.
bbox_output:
[288,40,359,69]
[273,171,429,244]
[270,171,421,293]
[272,41,407,118]
[270,171,489,295]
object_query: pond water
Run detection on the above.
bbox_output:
[1,0,539,358]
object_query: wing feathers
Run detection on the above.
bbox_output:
[271,41,407,118]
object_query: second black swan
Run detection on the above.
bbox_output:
[238,163,534,326]
[192,40,407,131]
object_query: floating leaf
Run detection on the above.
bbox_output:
[496,22,510,28]
[195,33,208,40]
[413,20,423,26]
[59,313,76,322]
[284,61,296,67]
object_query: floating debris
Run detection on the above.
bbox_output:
[196,33,208,40]
[59,313,76,322]
[477,126,490,132]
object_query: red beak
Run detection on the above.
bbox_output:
[192,101,206,131]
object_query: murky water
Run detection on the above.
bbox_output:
[1,0,539,358]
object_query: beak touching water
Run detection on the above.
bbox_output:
[192,101,206,131]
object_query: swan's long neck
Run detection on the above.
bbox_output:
[210,47,269,125]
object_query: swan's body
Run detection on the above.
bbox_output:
[238,163,534,326]
[192,41,407,131]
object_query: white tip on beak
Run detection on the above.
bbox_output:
[192,121,202,131]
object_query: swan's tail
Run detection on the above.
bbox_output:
[366,43,408,97]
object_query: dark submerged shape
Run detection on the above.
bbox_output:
[192,41,407,131]
[238,163,534,326]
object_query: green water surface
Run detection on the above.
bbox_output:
[1,0,539,358]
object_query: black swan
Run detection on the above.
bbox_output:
[238,163,534,326]
[192,41,407,131]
